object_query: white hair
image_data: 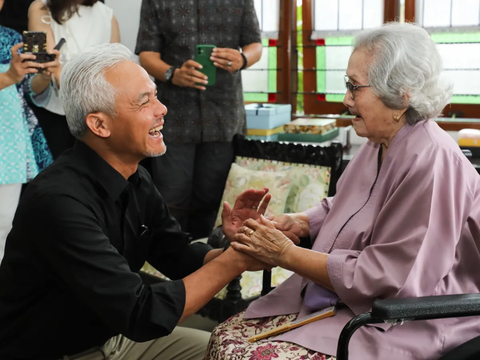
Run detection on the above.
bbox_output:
[60,43,133,138]
[353,22,453,125]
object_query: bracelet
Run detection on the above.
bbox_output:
[240,53,248,70]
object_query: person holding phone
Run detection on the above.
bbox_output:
[0,0,58,264]
[27,0,120,159]
[136,0,263,241]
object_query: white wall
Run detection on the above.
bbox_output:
[105,0,142,60]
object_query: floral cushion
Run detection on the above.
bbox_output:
[214,163,293,227]
[205,310,336,359]
[235,157,331,213]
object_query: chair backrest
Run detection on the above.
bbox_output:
[232,135,344,296]
[233,135,344,197]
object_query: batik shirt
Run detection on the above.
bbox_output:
[0,26,53,185]
[135,0,262,144]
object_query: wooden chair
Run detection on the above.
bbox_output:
[196,135,344,322]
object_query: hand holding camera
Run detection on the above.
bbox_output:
[6,43,43,85]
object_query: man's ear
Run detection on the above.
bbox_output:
[85,112,111,138]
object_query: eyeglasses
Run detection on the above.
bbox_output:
[344,75,370,100]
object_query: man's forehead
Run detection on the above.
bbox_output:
[106,62,155,98]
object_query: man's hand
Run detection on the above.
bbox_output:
[221,188,271,242]
[210,47,244,73]
[6,43,42,84]
[172,59,208,90]
[224,246,272,272]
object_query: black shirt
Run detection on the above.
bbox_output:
[0,141,212,360]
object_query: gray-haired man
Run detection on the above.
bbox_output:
[0,43,271,360]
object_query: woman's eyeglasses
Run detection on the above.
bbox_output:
[344,75,370,100]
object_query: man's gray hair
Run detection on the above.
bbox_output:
[60,43,133,139]
[353,22,453,125]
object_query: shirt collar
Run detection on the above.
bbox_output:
[72,140,141,201]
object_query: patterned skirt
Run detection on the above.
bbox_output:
[204,311,336,360]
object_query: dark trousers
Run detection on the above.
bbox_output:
[151,141,234,240]
[32,105,75,160]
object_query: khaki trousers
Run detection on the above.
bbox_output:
[62,327,210,360]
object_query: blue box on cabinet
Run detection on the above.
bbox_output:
[245,103,292,130]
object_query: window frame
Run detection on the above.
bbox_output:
[300,0,397,115]
[300,0,480,130]
[405,0,480,125]
[243,0,293,105]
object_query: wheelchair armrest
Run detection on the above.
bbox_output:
[372,293,480,321]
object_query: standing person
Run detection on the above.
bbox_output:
[0,0,57,263]
[0,43,272,360]
[27,0,120,159]
[136,0,263,240]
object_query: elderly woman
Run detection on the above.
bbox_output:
[205,22,480,360]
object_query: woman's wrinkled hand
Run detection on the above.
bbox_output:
[231,215,295,267]
[270,213,309,245]
[6,43,42,84]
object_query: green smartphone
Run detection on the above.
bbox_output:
[195,44,216,86]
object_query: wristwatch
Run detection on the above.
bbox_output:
[165,66,177,85]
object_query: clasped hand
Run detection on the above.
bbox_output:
[231,215,295,268]
[210,47,244,73]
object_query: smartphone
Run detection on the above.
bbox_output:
[194,44,216,86]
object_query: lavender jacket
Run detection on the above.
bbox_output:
[245,120,480,360]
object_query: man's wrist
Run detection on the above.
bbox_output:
[165,66,178,86]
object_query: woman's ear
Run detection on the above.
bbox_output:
[85,112,111,138]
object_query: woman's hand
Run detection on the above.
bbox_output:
[221,188,271,242]
[37,49,61,85]
[210,47,244,73]
[5,43,42,84]
[231,215,295,267]
[271,213,310,245]
[172,59,208,90]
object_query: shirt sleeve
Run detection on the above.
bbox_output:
[305,197,334,240]
[239,0,262,47]
[23,75,51,107]
[147,186,213,280]
[327,147,474,317]
[135,0,162,54]
[32,192,185,342]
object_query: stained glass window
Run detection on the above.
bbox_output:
[416,0,480,104]
[242,1,281,102]
[312,0,384,38]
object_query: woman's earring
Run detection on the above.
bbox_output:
[393,113,400,122]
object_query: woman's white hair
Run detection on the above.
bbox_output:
[353,22,453,124]
[59,43,133,139]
